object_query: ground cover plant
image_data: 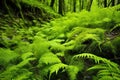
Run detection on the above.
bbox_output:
[0,0,120,80]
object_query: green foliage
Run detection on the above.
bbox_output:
[39,52,61,65]
[66,65,79,80]
[49,63,67,78]
[0,49,36,80]
[67,58,84,80]
[49,39,66,52]
[73,53,118,66]
[0,48,19,67]
[73,53,120,80]
[31,36,50,58]
[0,2,120,80]
[88,63,120,80]
[20,0,58,17]
[0,66,32,80]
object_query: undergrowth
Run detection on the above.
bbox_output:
[0,4,120,80]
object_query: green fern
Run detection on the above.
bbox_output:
[0,66,32,80]
[73,53,120,80]
[49,63,67,79]
[48,60,84,80]
[0,54,35,80]
[21,52,34,60]
[0,48,19,67]
[31,36,50,58]
[66,65,79,80]
[73,53,118,66]
[88,64,120,80]
[39,52,61,66]
[14,70,32,80]
[63,40,75,50]
[49,39,66,53]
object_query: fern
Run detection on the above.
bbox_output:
[1,2,120,80]
[31,36,50,58]
[63,40,75,50]
[0,51,36,80]
[0,48,19,67]
[0,55,35,80]
[0,67,32,80]
[21,52,34,60]
[73,53,120,80]
[39,52,61,66]
[91,0,99,11]
[14,70,32,80]
[48,60,84,80]
[49,39,66,53]
[74,28,105,43]
[73,53,118,66]
[49,63,67,79]
[90,64,120,80]
[66,65,79,80]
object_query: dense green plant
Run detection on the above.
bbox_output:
[0,3,120,80]
[73,53,120,80]
[0,49,34,80]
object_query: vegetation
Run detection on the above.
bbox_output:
[0,0,120,80]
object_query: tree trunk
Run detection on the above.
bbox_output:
[58,0,64,15]
[82,0,84,10]
[70,0,73,11]
[104,0,107,7]
[73,0,76,12]
[50,0,55,8]
[86,0,93,11]
[111,0,115,6]
[117,0,120,4]
[79,0,81,11]
[79,0,84,11]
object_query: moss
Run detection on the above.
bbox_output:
[112,36,120,53]
[100,41,116,57]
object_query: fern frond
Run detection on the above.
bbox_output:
[98,75,120,80]
[87,64,107,71]
[49,40,66,52]
[83,53,120,80]
[63,40,75,50]
[97,69,120,77]
[0,66,32,80]
[49,63,67,79]
[75,28,105,45]
[17,58,36,68]
[39,52,61,65]
[13,69,32,80]
[67,27,87,40]
[39,65,51,79]
[31,36,50,58]
[73,53,118,67]
[0,48,19,66]
[21,52,34,60]
[66,65,79,80]
[70,58,84,71]
[88,63,120,80]
[98,76,115,80]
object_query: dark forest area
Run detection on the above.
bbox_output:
[0,0,120,80]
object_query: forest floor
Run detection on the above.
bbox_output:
[0,3,120,80]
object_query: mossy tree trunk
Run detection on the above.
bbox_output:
[79,0,84,11]
[104,0,107,7]
[50,0,55,8]
[117,0,120,4]
[86,0,93,11]
[58,0,65,15]
[111,0,115,6]
[73,0,76,12]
